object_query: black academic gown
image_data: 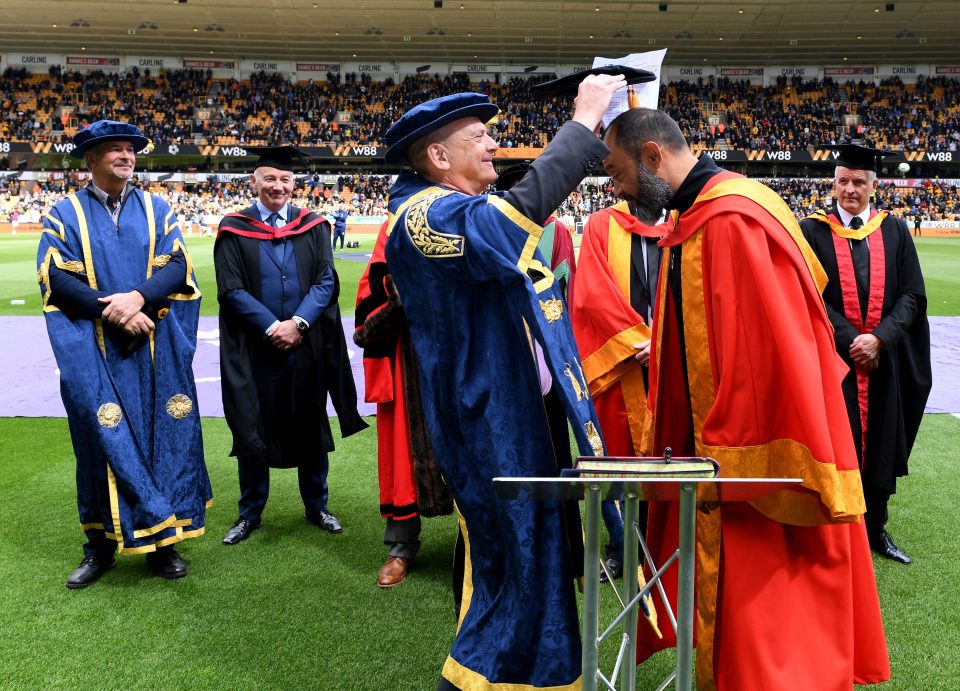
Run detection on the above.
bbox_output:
[800,207,932,494]
[215,204,367,468]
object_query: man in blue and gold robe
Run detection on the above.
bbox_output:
[37,120,211,589]
[381,75,624,691]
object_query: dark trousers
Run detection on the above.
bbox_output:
[237,452,329,522]
[333,229,345,249]
[863,478,891,535]
[81,529,176,559]
[82,528,118,560]
[384,515,421,559]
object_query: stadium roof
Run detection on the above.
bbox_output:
[2,0,959,67]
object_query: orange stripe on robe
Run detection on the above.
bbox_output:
[641,175,889,690]
[571,202,664,455]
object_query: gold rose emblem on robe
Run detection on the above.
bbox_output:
[97,403,122,428]
[166,394,193,420]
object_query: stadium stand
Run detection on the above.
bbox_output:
[1,66,958,225]
[2,67,958,151]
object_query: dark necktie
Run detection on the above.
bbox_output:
[267,212,285,262]
[848,216,870,315]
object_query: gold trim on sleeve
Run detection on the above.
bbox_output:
[144,191,157,279]
[42,212,66,241]
[67,193,106,355]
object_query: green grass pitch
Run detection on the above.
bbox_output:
[1,230,959,687]
[4,234,959,318]
[0,415,957,688]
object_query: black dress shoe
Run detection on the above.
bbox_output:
[869,528,912,564]
[146,547,188,579]
[306,510,342,533]
[599,557,624,584]
[222,517,262,545]
[66,554,116,589]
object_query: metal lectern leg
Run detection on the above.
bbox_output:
[622,490,639,691]
[582,484,601,691]
[675,483,696,691]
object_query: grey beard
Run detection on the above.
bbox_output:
[628,163,674,225]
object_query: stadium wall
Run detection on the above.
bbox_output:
[3,51,959,85]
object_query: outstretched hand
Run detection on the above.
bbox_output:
[571,74,627,133]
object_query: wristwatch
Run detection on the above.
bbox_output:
[294,317,309,333]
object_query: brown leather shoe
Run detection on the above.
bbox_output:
[377,556,410,588]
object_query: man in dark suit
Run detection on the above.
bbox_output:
[214,146,367,546]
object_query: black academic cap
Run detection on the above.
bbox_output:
[530,65,656,97]
[245,145,308,171]
[828,144,895,173]
[494,162,530,191]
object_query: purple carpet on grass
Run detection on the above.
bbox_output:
[1,316,957,417]
[926,317,960,414]
[0,316,375,418]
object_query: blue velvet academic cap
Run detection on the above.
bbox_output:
[383,93,500,165]
[71,120,149,159]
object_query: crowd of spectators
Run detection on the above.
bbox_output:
[3,173,957,229]
[3,65,959,153]
[3,65,958,224]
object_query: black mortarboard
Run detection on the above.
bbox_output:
[828,144,895,173]
[494,162,530,191]
[530,65,656,97]
[245,145,308,171]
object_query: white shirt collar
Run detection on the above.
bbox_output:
[836,206,870,228]
[255,200,289,224]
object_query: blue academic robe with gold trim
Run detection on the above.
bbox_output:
[386,170,605,690]
[37,187,211,555]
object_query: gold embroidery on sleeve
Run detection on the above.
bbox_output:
[404,190,464,258]
[153,254,171,269]
[60,260,86,274]
[539,298,564,323]
[564,363,585,401]
[584,421,604,456]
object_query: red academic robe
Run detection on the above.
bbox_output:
[571,202,664,455]
[355,221,418,519]
[641,173,890,690]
